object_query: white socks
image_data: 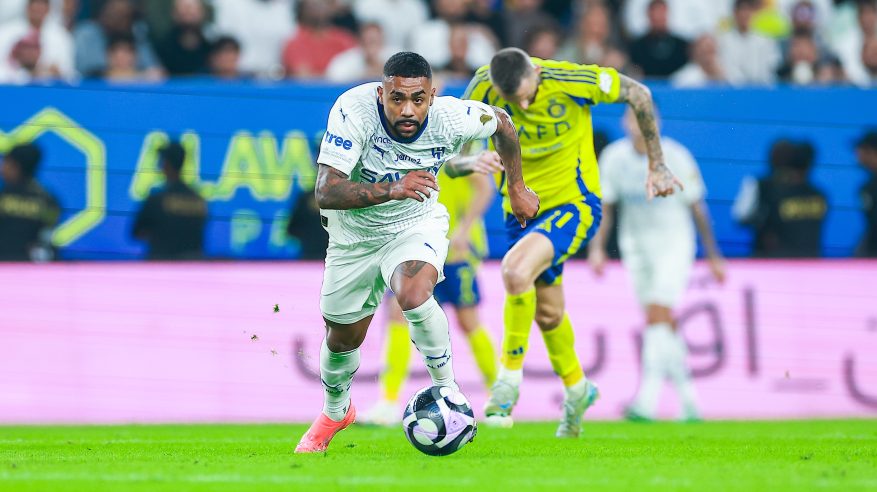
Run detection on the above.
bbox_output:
[320,339,360,422]
[631,323,669,417]
[497,365,523,387]
[632,323,700,419]
[666,330,700,419]
[403,297,458,390]
[564,378,588,401]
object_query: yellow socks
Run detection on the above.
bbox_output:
[466,326,497,387]
[500,289,536,371]
[541,313,584,387]
[379,320,411,402]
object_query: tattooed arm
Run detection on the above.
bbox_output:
[314,164,439,210]
[616,74,683,198]
[490,107,540,225]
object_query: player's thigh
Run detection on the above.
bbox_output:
[621,249,654,309]
[501,233,554,294]
[649,247,695,309]
[381,217,449,309]
[320,242,387,326]
[534,282,566,331]
[453,305,481,334]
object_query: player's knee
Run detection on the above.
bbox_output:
[645,304,673,326]
[395,287,434,312]
[535,307,564,331]
[325,329,365,353]
[501,258,533,295]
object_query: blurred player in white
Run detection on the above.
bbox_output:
[295,52,539,453]
[589,109,725,422]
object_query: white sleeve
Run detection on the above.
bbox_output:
[316,96,366,176]
[454,99,499,143]
[598,145,620,205]
[670,142,705,204]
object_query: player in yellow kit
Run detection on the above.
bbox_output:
[361,161,500,425]
[458,48,682,437]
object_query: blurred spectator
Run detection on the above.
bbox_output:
[733,139,828,257]
[154,0,211,76]
[776,31,844,84]
[0,33,47,83]
[74,0,161,78]
[326,23,393,83]
[411,0,496,70]
[286,190,328,260]
[717,0,781,85]
[328,0,359,34]
[0,0,74,82]
[132,142,207,260]
[0,0,68,26]
[212,0,294,77]
[503,0,555,48]
[208,35,244,80]
[558,2,629,70]
[862,35,877,84]
[466,0,506,46]
[856,130,877,257]
[352,0,428,52]
[778,0,834,37]
[623,0,724,40]
[143,0,213,42]
[104,34,160,82]
[524,21,563,60]
[629,0,689,78]
[0,143,60,262]
[436,23,479,78]
[57,0,78,31]
[671,34,727,87]
[833,0,877,86]
[282,0,357,79]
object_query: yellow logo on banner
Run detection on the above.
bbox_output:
[0,108,106,247]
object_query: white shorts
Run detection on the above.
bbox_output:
[621,243,695,308]
[320,213,450,324]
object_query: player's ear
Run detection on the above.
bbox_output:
[377,86,383,100]
[430,87,436,106]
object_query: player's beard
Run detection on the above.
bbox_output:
[394,119,420,136]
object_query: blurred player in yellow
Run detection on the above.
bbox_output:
[362,158,500,425]
[462,48,682,437]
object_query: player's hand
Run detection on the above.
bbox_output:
[509,183,539,227]
[646,163,684,199]
[588,247,608,277]
[709,256,727,284]
[389,171,439,202]
[472,151,503,175]
[448,230,471,262]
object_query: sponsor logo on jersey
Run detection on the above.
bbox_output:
[372,144,387,159]
[371,135,391,145]
[394,152,421,165]
[324,131,353,150]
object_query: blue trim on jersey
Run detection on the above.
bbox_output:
[575,161,590,196]
[541,67,597,78]
[541,74,597,84]
[567,95,594,106]
[376,101,430,144]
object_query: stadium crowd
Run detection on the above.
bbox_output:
[0,0,876,86]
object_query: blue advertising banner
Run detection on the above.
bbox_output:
[0,81,872,259]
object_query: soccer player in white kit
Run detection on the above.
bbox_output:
[295,52,539,453]
[588,109,725,421]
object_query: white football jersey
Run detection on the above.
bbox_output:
[317,82,498,245]
[599,137,705,255]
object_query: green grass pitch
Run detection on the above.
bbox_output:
[1,420,875,491]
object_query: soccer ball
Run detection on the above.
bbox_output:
[402,385,477,456]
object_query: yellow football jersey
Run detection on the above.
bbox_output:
[462,58,621,213]
[438,166,488,260]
